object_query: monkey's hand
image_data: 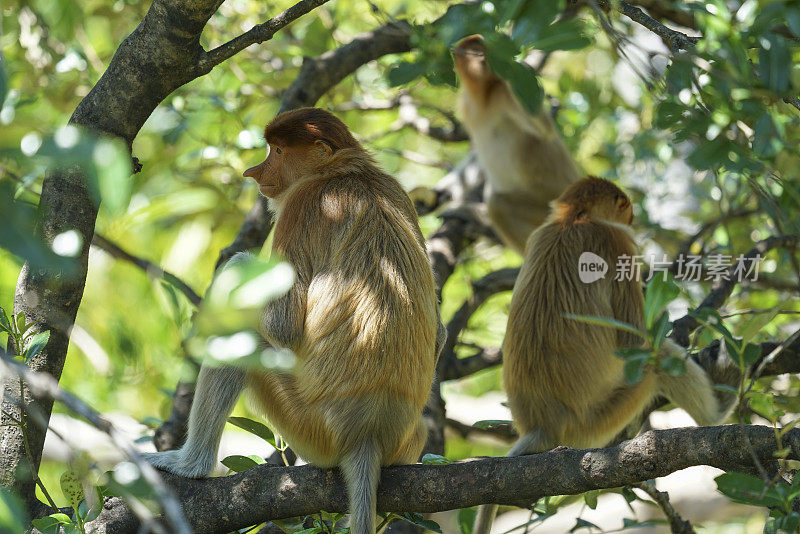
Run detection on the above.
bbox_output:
[142,449,215,478]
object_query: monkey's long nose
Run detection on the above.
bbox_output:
[243,161,266,179]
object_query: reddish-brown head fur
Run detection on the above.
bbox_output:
[552,176,633,226]
[264,107,360,151]
[244,108,364,198]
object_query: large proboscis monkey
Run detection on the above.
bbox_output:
[453,35,580,254]
[473,177,733,534]
[145,108,446,534]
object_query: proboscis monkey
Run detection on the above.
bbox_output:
[474,177,731,534]
[453,35,580,253]
[146,108,446,534]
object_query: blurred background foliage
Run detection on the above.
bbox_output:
[1,0,800,531]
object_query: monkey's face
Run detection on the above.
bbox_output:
[244,141,333,198]
[244,144,287,198]
[453,35,495,82]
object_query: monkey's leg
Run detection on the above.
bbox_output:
[145,365,245,477]
[473,430,551,534]
[249,372,380,534]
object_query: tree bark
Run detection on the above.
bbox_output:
[0,0,324,514]
[86,424,798,534]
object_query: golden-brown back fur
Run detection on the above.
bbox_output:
[454,35,580,253]
[252,147,437,464]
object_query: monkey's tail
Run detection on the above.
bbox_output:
[341,439,381,534]
[474,430,550,534]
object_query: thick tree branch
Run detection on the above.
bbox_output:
[87,425,799,534]
[197,0,333,73]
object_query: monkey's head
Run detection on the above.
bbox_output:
[553,176,634,226]
[453,35,499,84]
[243,108,361,198]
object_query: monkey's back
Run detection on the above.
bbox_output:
[503,220,648,446]
[275,158,437,435]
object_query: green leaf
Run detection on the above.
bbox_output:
[15,311,26,336]
[529,19,592,52]
[31,513,73,534]
[387,61,426,87]
[618,348,650,385]
[737,307,780,345]
[421,453,452,465]
[221,454,261,472]
[227,416,276,447]
[0,306,11,334]
[643,276,679,330]
[0,62,6,109]
[649,311,671,350]
[787,11,800,37]
[758,35,791,93]
[396,512,442,533]
[472,419,512,429]
[753,112,782,157]
[565,314,646,338]
[715,472,784,507]
[60,470,84,510]
[0,489,28,532]
[583,490,599,509]
[741,343,761,367]
[93,137,132,214]
[457,507,477,534]
[570,518,600,532]
[749,391,780,422]
[25,330,50,363]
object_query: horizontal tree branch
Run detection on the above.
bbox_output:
[197,0,332,73]
[87,424,799,533]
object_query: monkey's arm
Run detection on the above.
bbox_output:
[260,275,307,350]
[144,365,245,477]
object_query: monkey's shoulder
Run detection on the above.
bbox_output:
[526,220,637,275]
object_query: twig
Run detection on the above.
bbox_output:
[197,0,332,73]
[91,234,202,306]
[0,349,192,534]
[671,234,800,346]
[635,480,695,534]
[439,268,518,379]
[596,0,700,51]
[671,209,758,272]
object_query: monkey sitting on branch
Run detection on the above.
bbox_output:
[474,177,734,534]
[453,35,580,254]
[145,108,446,534]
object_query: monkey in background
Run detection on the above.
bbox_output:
[473,177,732,534]
[146,108,446,534]
[453,35,580,254]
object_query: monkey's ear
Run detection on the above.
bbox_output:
[314,139,333,157]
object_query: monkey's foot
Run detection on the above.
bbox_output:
[142,450,214,478]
